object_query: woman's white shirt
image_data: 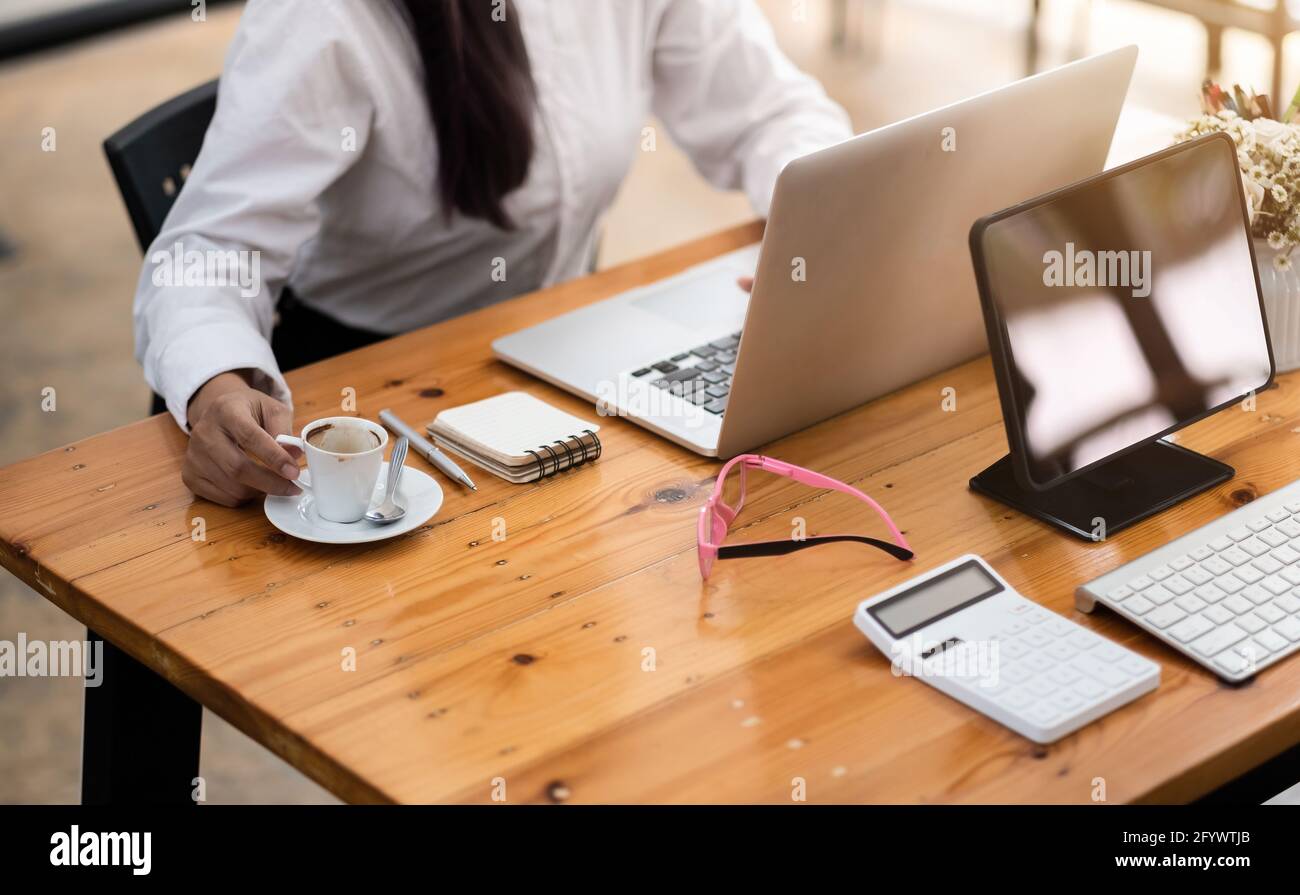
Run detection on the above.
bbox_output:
[134,0,852,428]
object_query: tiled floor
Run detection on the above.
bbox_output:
[0,0,1287,803]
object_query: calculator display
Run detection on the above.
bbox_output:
[870,561,1002,637]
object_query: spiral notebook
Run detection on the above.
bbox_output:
[427,392,602,484]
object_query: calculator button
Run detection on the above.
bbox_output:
[1273,616,1300,642]
[1001,621,1028,637]
[1188,623,1247,657]
[1023,608,1051,625]
[1091,643,1122,663]
[1072,656,1127,687]
[1047,666,1081,686]
[1145,604,1186,629]
[1121,595,1154,616]
[1002,664,1034,684]
[1106,585,1134,601]
[1066,630,1099,650]
[1023,653,1054,673]
[1213,650,1250,675]
[1235,642,1267,664]
[1008,602,1032,614]
[1128,575,1154,591]
[1143,585,1176,605]
[1001,689,1034,710]
[1050,691,1085,713]
[1174,594,1206,614]
[1073,677,1106,699]
[1000,640,1030,661]
[1236,613,1267,634]
[1045,642,1076,662]
[1021,629,1052,649]
[1168,615,1215,644]
[1203,604,1235,625]
[1025,704,1060,726]
[1117,655,1153,677]
[1043,618,1073,637]
[1025,678,1057,699]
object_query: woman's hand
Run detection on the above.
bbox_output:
[183,372,302,506]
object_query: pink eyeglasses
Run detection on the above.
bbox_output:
[697,454,913,579]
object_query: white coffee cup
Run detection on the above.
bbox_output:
[276,417,388,523]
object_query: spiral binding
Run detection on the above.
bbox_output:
[524,429,602,481]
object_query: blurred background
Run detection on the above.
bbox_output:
[2,0,1298,804]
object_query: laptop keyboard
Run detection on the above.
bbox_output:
[628,331,741,416]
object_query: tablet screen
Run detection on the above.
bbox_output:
[975,134,1272,486]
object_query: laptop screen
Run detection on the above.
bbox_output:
[974,133,1273,486]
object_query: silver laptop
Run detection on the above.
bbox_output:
[494,46,1138,457]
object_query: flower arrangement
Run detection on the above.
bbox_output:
[1175,81,1300,271]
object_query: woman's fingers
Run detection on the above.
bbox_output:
[222,399,300,480]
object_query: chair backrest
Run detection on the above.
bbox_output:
[104,80,218,252]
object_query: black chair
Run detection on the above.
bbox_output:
[104,79,218,252]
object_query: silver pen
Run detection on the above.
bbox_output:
[379,408,478,491]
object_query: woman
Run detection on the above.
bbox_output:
[135,0,851,506]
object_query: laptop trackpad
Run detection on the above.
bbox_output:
[631,268,750,334]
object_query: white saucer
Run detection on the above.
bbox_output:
[264,462,443,544]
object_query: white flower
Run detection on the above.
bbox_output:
[1274,251,1293,272]
[1269,230,1287,249]
[1273,184,1290,204]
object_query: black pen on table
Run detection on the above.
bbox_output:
[378,409,478,491]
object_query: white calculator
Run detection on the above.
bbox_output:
[854,554,1160,744]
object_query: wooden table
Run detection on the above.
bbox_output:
[4,220,1300,803]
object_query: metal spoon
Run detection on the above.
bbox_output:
[365,437,408,524]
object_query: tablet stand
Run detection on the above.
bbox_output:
[969,441,1233,541]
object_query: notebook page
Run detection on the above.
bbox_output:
[430,392,600,467]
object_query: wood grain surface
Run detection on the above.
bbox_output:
[3,220,1300,803]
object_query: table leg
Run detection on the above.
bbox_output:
[81,629,202,805]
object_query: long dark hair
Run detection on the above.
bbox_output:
[398,0,537,229]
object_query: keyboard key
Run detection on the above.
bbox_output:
[1203,604,1235,625]
[694,360,718,372]
[1233,565,1264,584]
[1260,528,1289,548]
[1263,575,1292,596]
[1280,566,1300,586]
[1240,584,1271,605]
[630,367,652,377]
[1190,545,1215,561]
[652,361,679,373]
[1215,575,1245,594]
[690,344,717,357]
[1170,555,1194,571]
[1255,603,1286,624]
[1163,575,1193,595]
[709,335,739,350]
[1194,583,1226,603]
[1122,595,1154,616]
[1239,537,1270,557]
[1188,623,1248,657]
[1221,547,1252,565]
[1274,545,1300,565]
[1223,594,1254,614]
[1107,585,1135,601]
[1174,594,1206,614]
[1247,518,1273,532]
[1128,575,1155,591]
[1213,650,1250,675]
[703,397,728,415]
[1143,584,1175,605]
[1286,501,1300,513]
[1145,604,1186,629]
[1254,629,1289,652]
[701,370,728,384]
[705,384,729,398]
[1273,616,1300,642]
[670,352,690,362]
[1150,565,1173,581]
[1252,555,1283,575]
[1201,557,1232,576]
[1236,613,1266,634]
[1275,520,1300,539]
[1268,509,1291,523]
[1235,641,1267,664]
[1274,593,1300,613]
[1169,615,1215,643]
[1183,566,1213,586]
[1227,527,1252,542]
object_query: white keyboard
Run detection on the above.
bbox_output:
[1077,479,1300,682]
